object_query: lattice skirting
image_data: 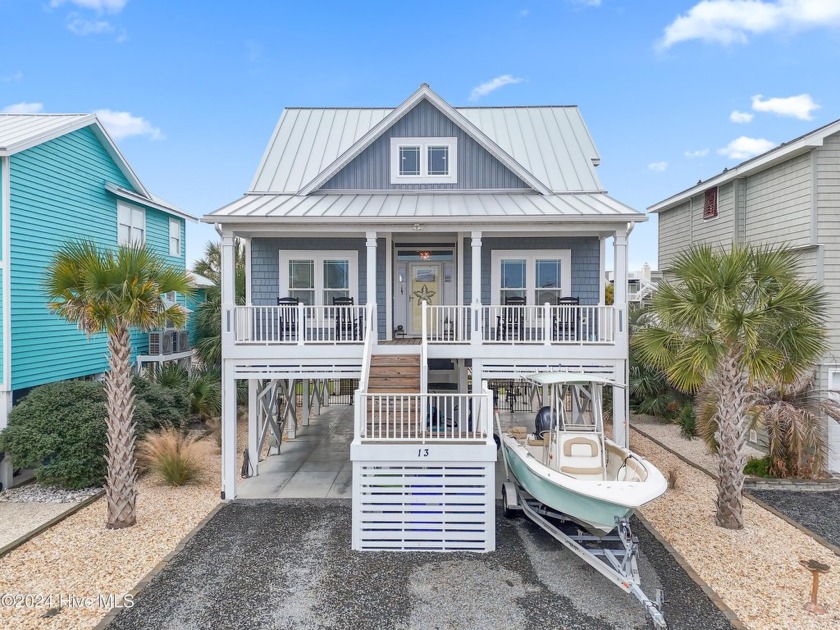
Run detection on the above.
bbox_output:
[352,461,496,552]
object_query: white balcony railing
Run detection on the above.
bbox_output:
[419,304,616,345]
[233,304,368,344]
[355,388,493,442]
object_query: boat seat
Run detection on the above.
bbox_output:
[558,434,604,480]
[527,436,545,446]
[509,426,529,438]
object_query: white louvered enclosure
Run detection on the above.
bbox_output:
[351,390,497,552]
[351,448,496,552]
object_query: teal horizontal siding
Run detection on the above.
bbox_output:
[8,126,184,390]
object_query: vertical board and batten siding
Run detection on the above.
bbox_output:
[8,126,184,390]
[744,152,812,246]
[462,236,601,304]
[250,237,387,336]
[0,158,4,381]
[320,100,531,191]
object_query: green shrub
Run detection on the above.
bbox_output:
[675,402,697,440]
[0,381,108,489]
[744,456,772,478]
[132,376,189,431]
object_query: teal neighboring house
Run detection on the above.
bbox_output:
[0,113,195,490]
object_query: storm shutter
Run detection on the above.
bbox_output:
[703,187,718,219]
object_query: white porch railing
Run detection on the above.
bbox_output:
[422,304,472,343]
[355,387,493,442]
[233,304,368,344]
[358,304,375,392]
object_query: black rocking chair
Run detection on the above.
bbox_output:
[276,296,300,341]
[496,296,526,341]
[333,296,359,340]
[553,296,579,341]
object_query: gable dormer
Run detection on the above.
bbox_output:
[319,100,531,191]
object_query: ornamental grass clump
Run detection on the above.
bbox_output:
[137,427,202,487]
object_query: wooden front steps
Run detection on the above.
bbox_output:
[368,354,421,394]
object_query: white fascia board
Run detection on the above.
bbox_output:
[1,155,11,392]
[649,120,840,214]
[297,85,551,196]
[0,114,96,156]
[105,183,196,222]
[89,122,152,199]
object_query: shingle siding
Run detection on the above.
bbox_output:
[251,237,387,337]
[462,236,601,304]
[320,100,530,191]
[8,126,182,390]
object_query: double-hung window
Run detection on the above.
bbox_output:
[280,251,358,306]
[491,250,572,305]
[117,202,145,246]
[169,218,182,256]
[390,137,457,184]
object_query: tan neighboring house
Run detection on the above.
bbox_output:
[649,118,840,474]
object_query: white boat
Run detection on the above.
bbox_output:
[499,372,667,535]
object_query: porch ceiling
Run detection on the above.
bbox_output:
[204,192,645,224]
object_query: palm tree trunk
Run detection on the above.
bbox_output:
[715,355,750,530]
[104,320,138,529]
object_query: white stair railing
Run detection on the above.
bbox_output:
[355,303,376,439]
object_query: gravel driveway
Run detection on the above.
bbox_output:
[107,500,732,630]
[749,488,840,549]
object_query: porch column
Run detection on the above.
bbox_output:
[221,361,237,499]
[302,379,310,427]
[244,237,252,306]
[613,228,629,449]
[471,231,482,345]
[366,232,377,307]
[248,379,259,477]
[0,394,11,491]
[220,231,238,499]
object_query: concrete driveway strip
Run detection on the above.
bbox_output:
[107,500,733,630]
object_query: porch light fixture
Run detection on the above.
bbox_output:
[419,250,432,260]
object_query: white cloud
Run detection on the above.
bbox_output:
[717,136,775,159]
[730,110,754,123]
[659,0,840,49]
[469,75,525,101]
[50,0,127,13]
[66,16,113,35]
[2,71,23,83]
[751,93,820,120]
[648,161,669,172]
[94,110,164,141]
[2,102,44,114]
[684,148,710,158]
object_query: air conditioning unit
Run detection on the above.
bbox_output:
[162,332,174,354]
[149,331,162,355]
[177,330,189,352]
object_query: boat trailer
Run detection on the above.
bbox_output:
[501,481,667,629]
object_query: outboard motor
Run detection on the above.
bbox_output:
[534,406,558,438]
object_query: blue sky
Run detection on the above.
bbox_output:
[1,0,839,270]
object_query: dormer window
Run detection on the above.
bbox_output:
[391,137,457,184]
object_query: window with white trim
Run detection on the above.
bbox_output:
[117,202,145,245]
[279,251,358,306]
[169,218,182,256]
[491,250,572,305]
[390,137,457,184]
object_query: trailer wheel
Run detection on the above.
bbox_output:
[502,482,518,518]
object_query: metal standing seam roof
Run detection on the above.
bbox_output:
[206,192,643,222]
[0,113,94,154]
[248,105,603,194]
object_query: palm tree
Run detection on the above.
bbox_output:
[191,240,245,369]
[45,241,193,529]
[633,244,827,530]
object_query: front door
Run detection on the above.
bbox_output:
[409,262,441,335]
